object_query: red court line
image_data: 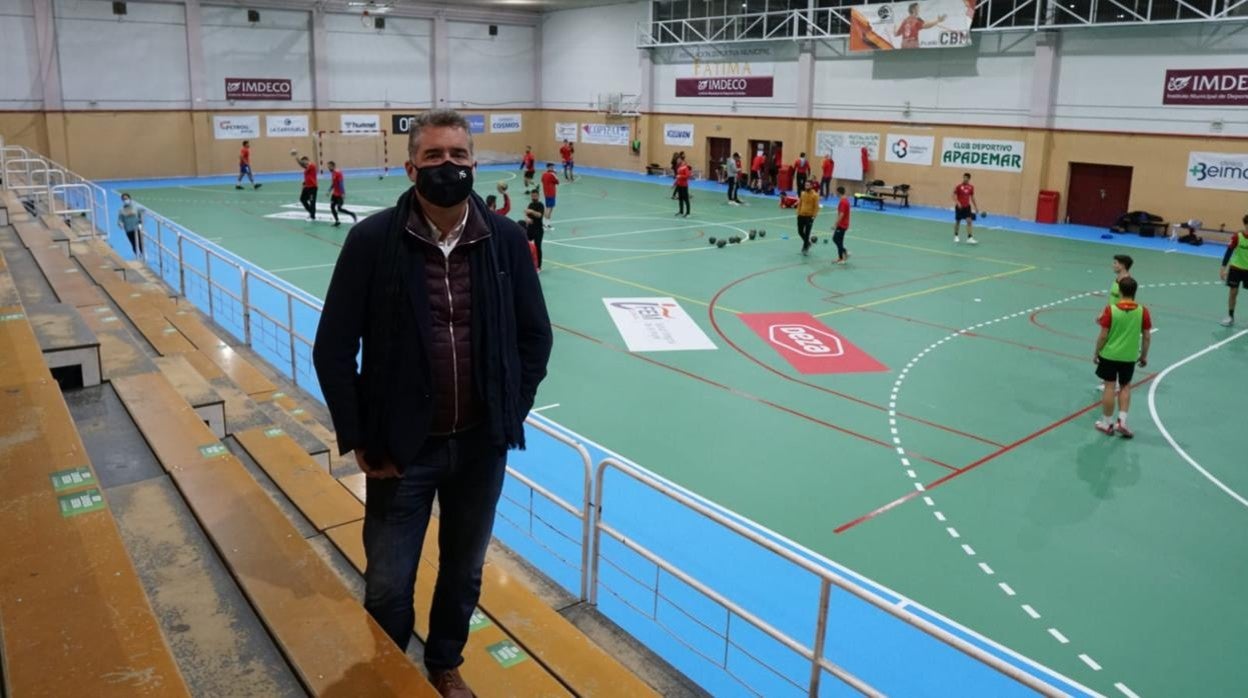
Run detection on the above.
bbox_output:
[834,372,1159,534]
[1029,307,1091,342]
[709,265,1007,449]
[552,322,958,472]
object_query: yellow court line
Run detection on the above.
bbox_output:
[566,237,784,269]
[813,265,1037,318]
[545,260,742,314]
[853,236,1034,269]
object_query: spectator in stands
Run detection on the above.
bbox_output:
[312,109,553,698]
[117,193,143,256]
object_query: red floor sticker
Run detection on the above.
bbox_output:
[740,313,888,374]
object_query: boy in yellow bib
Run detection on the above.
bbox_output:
[1093,276,1151,438]
[1219,215,1248,327]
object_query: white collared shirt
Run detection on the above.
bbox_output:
[421,205,470,258]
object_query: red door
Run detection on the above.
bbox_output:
[1066,163,1133,227]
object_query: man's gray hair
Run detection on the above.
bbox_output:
[407,109,475,155]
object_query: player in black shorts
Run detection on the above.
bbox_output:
[952,173,978,245]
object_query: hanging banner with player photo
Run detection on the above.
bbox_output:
[555,122,579,142]
[663,123,695,147]
[213,115,259,140]
[849,0,975,52]
[885,133,935,166]
[581,123,631,146]
[815,131,880,160]
[266,115,309,138]
[340,114,381,135]
[940,138,1025,172]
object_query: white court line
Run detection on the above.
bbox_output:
[531,403,561,413]
[270,262,337,273]
[1115,682,1141,698]
[1148,328,1248,509]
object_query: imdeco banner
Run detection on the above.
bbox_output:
[850,0,974,52]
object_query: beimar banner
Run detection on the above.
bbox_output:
[849,0,975,52]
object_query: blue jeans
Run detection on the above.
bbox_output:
[362,428,506,672]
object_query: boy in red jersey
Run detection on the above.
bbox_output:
[236,140,261,190]
[541,162,559,229]
[952,172,978,244]
[674,156,691,217]
[820,153,833,199]
[793,152,811,193]
[327,161,357,228]
[833,186,851,264]
[559,140,575,181]
[291,149,318,221]
[521,146,536,192]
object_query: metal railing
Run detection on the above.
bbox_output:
[9,148,1070,696]
[1,145,107,238]
[591,457,1063,697]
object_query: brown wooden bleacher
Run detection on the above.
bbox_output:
[15,220,107,307]
[233,425,362,532]
[110,372,439,697]
[0,303,190,696]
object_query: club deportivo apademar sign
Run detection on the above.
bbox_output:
[940,138,1025,172]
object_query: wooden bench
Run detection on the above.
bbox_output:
[325,519,572,697]
[864,183,911,208]
[213,381,331,469]
[0,310,190,696]
[78,303,161,378]
[335,474,658,697]
[233,426,364,532]
[0,249,21,306]
[74,250,200,356]
[110,372,438,697]
[154,355,226,438]
[0,189,30,224]
[852,193,885,211]
[27,302,103,387]
[265,390,353,471]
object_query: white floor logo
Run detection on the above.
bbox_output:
[603,297,716,352]
[265,203,384,223]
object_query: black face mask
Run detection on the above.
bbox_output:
[415,161,474,208]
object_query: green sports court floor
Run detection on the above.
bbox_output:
[123,167,1246,697]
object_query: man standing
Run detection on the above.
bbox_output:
[724,153,741,206]
[559,139,575,181]
[313,110,552,698]
[793,152,811,193]
[820,153,834,199]
[291,149,319,221]
[796,180,820,256]
[236,140,261,190]
[541,162,559,229]
[521,146,536,192]
[524,188,545,271]
[1219,215,1248,326]
[1093,276,1150,438]
[674,157,692,218]
[952,172,978,245]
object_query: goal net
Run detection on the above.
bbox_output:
[316,129,391,178]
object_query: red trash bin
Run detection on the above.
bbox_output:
[1036,190,1060,224]
[777,165,794,193]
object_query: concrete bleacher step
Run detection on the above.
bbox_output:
[324,519,573,697]
[233,426,363,532]
[213,380,331,468]
[14,217,69,255]
[0,308,190,696]
[154,354,226,438]
[14,221,106,307]
[27,301,103,387]
[110,372,438,696]
[164,302,277,397]
[0,248,20,306]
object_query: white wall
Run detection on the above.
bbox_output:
[1053,24,1248,136]
[541,1,646,110]
[0,0,39,109]
[326,14,432,108]
[200,6,312,108]
[447,21,536,109]
[814,33,1034,127]
[54,0,191,109]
